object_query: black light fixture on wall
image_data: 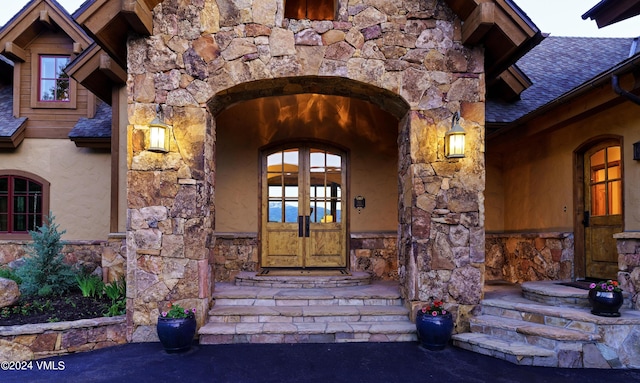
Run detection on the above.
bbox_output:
[634,141,640,161]
[148,106,171,153]
[445,111,466,158]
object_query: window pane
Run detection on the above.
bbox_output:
[13,214,26,232]
[41,57,56,78]
[55,79,70,101]
[0,214,6,231]
[0,177,7,193]
[14,178,26,193]
[40,79,56,100]
[591,184,606,216]
[268,201,283,223]
[607,146,621,162]
[0,196,6,213]
[609,180,622,215]
[590,149,605,167]
[608,164,620,179]
[284,202,298,223]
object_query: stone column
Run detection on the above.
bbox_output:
[399,104,485,331]
[126,103,213,341]
[616,233,640,310]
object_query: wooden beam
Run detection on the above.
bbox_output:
[100,54,127,84]
[39,10,54,29]
[4,42,26,62]
[73,42,83,54]
[461,2,495,45]
[122,0,154,35]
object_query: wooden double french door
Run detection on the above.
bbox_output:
[260,144,347,269]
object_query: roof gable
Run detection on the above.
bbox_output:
[0,0,92,62]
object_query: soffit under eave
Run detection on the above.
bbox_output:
[66,44,127,105]
[74,0,160,68]
[0,0,92,62]
[0,123,27,150]
[582,0,640,28]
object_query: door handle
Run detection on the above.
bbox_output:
[305,215,310,237]
[583,211,590,227]
[298,216,304,237]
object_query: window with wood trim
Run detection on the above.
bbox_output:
[284,0,335,20]
[39,56,70,102]
[0,172,50,238]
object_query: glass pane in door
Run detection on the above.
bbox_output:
[267,149,299,223]
[309,149,342,223]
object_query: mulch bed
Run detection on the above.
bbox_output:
[0,291,112,326]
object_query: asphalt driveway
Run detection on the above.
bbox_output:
[2,342,639,383]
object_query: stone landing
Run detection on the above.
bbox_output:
[199,276,416,344]
[452,281,640,368]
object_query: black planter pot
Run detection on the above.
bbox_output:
[588,289,623,317]
[156,317,196,353]
[415,311,454,351]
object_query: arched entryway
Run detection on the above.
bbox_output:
[211,78,408,278]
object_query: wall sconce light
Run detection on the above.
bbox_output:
[445,111,466,158]
[148,106,170,153]
[354,195,365,213]
[634,141,640,160]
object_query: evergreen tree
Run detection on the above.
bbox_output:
[16,213,77,296]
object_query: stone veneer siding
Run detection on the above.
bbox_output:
[616,233,640,310]
[0,316,126,361]
[126,0,485,339]
[212,232,398,282]
[485,232,574,283]
[0,238,126,283]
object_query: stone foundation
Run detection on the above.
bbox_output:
[485,232,574,283]
[211,232,399,283]
[0,239,126,281]
[615,233,640,310]
[0,316,126,361]
[350,233,398,281]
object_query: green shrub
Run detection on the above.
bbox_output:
[0,267,22,284]
[16,213,78,297]
[76,274,105,298]
[104,275,126,317]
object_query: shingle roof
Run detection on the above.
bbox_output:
[68,100,111,139]
[0,85,27,137]
[487,36,638,123]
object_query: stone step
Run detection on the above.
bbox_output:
[521,281,632,309]
[212,282,403,307]
[199,320,417,344]
[234,271,372,288]
[451,333,558,367]
[470,315,601,350]
[208,305,410,323]
[481,297,640,332]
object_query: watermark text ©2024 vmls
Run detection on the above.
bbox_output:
[1,360,66,371]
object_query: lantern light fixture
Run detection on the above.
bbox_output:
[445,111,466,158]
[148,106,170,153]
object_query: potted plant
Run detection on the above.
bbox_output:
[157,302,197,353]
[415,299,454,351]
[588,280,623,317]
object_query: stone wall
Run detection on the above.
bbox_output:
[616,233,640,310]
[126,0,485,338]
[350,233,398,280]
[0,240,125,281]
[485,232,574,283]
[212,232,398,282]
[212,234,258,282]
[0,316,126,361]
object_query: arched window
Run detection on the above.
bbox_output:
[0,171,50,238]
[284,0,336,20]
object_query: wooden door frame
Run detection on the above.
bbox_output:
[573,135,624,279]
[258,139,351,270]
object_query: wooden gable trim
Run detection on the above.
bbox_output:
[446,0,544,96]
[66,43,126,105]
[582,0,640,28]
[0,0,92,59]
[75,0,160,68]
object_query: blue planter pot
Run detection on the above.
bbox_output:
[416,311,454,351]
[588,289,623,317]
[157,317,196,353]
